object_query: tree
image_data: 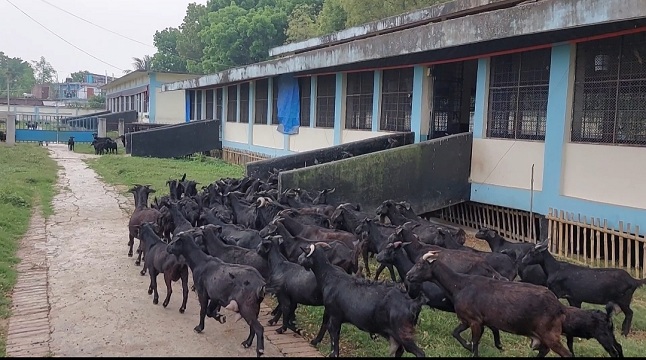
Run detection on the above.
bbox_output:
[123,55,153,74]
[316,0,347,35]
[70,70,90,82]
[285,4,318,43]
[340,0,450,27]
[0,52,36,97]
[151,28,188,73]
[87,94,106,109]
[31,56,57,84]
[176,3,209,74]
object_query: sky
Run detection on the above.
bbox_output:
[0,0,207,81]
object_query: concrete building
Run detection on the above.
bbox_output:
[102,71,200,124]
[161,0,646,245]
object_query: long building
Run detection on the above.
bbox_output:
[161,0,646,257]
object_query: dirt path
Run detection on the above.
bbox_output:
[6,144,320,357]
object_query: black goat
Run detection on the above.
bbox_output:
[199,210,263,249]
[256,236,328,344]
[553,305,623,358]
[136,222,188,313]
[406,250,573,357]
[521,238,646,336]
[167,231,266,357]
[298,243,426,357]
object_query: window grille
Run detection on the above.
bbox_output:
[189,91,195,121]
[227,86,237,122]
[487,48,551,140]
[316,74,336,128]
[346,71,374,130]
[206,89,214,120]
[239,82,250,123]
[380,68,413,132]
[299,77,311,127]
[571,32,646,146]
[254,79,269,124]
[432,63,463,134]
[196,91,203,120]
[215,88,223,121]
[272,78,279,125]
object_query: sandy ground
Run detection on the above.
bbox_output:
[44,144,284,357]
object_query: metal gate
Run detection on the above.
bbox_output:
[14,113,98,143]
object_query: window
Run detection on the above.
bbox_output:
[299,77,311,126]
[272,78,279,125]
[316,74,336,128]
[346,71,374,130]
[227,86,237,122]
[196,90,203,120]
[254,79,269,124]
[380,68,413,131]
[239,83,249,123]
[215,88,223,121]
[206,89,214,120]
[188,91,195,120]
[487,48,551,140]
[571,33,646,146]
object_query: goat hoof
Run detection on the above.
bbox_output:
[369,333,378,341]
[294,328,303,335]
[163,301,169,308]
[268,320,276,326]
[275,328,285,334]
[140,270,146,276]
[134,260,140,266]
[193,326,203,333]
[310,339,320,346]
[241,340,252,348]
[179,307,185,314]
[147,289,153,295]
[153,298,159,305]
[495,344,504,351]
[127,252,133,257]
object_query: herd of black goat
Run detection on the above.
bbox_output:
[124,170,644,357]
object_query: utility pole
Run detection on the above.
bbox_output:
[5,70,10,114]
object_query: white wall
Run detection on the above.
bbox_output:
[10,105,96,117]
[562,143,646,209]
[224,122,248,144]
[253,125,283,149]
[154,89,186,124]
[105,74,148,94]
[341,129,391,144]
[470,138,545,191]
[289,127,334,152]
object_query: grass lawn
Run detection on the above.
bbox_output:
[0,144,58,357]
[84,154,244,199]
[80,154,646,357]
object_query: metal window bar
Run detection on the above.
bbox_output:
[255,79,269,124]
[571,32,646,146]
[299,77,311,127]
[239,83,250,124]
[346,71,374,130]
[380,68,413,132]
[487,48,551,140]
[272,78,279,125]
[196,91,203,120]
[206,89,214,120]
[215,88,223,121]
[227,86,237,122]
[316,74,336,128]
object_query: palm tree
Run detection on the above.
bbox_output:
[123,55,153,74]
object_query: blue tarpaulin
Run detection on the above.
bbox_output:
[276,74,300,135]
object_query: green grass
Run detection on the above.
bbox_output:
[72,143,98,155]
[0,144,58,357]
[77,153,646,357]
[84,154,244,199]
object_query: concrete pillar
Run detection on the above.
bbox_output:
[98,117,107,137]
[6,114,16,145]
[118,118,125,136]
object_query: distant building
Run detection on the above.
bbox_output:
[30,72,116,103]
[101,70,200,124]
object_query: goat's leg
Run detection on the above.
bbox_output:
[373,263,387,281]
[268,304,281,325]
[566,299,582,308]
[135,240,144,267]
[311,307,329,346]
[206,300,225,323]
[194,291,209,333]
[162,272,173,308]
[535,345,550,357]
[362,247,371,278]
[469,323,484,357]
[394,332,425,357]
[565,335,575,357]
[276,295,290,334]
[284,301,302,335]
[540,324,573,357]
[127,233,134,257]
[240,306,264,357]
[150,270,159,305]
[327,316,343,357]
[451,322,472,352]
[179,268,189,313]
[488,326,503,350]
[617,297,634,337]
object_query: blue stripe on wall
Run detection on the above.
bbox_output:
[185,90,191,122]
[333,73,343,145]
[410,66,424,143]
[372,71,382,132]
[149,73,158,123]
[472,58,489,139]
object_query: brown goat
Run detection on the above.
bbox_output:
[127,185,162,272]
[406,251,573,357]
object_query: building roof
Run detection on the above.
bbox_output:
[101,70,199,90]
[268,0,524,57]
[162,0,646,92]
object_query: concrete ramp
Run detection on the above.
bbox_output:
[278,132,473,215]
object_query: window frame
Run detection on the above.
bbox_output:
[345,71,374,130]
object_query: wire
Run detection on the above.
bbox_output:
[4,0,125,72]
[37,0,155,49]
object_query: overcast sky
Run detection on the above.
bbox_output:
[0,0,207,80]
